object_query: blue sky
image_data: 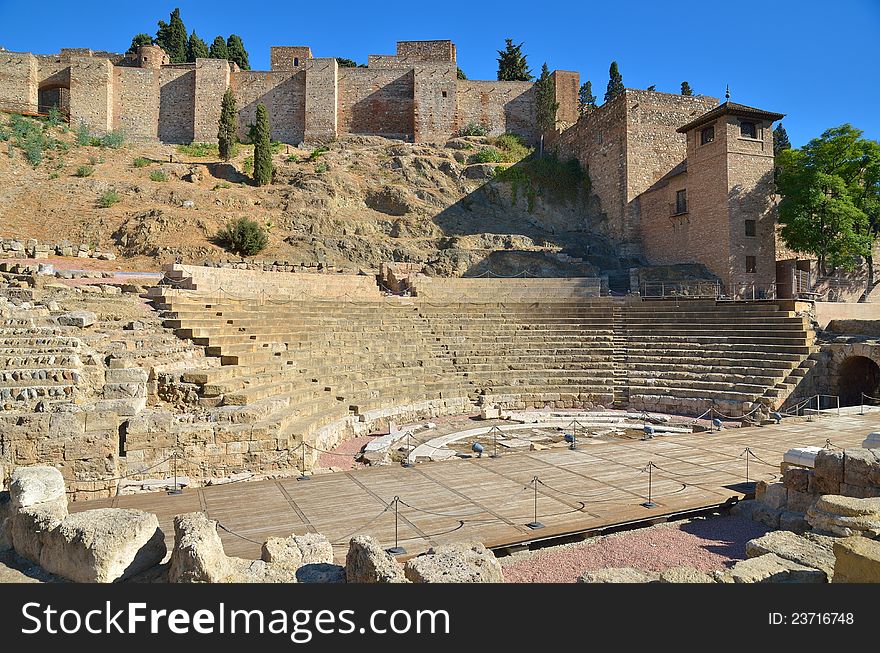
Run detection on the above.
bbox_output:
[1,0,877,146]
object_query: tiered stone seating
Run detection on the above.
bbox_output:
[409,276,601,302]
[0,321,82,409]
[416,301,616,408]
[618,300,815,415]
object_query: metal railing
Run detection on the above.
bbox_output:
[719,282,778,301]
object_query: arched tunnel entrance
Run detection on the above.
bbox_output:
[837,355,880,407]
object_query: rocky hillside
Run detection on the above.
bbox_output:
[0,113,620,276]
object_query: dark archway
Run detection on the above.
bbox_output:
[38,83,70,117]
[837,355,880,406]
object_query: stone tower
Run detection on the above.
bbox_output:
[137,45,169,69]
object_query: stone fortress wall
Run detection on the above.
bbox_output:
[0,39,578,146]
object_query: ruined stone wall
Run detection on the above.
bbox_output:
[454,81,537,141]
[158,66,195,144]
[233,70,306,144]
[193,59,231,143]
[337,67,414,139]
[303,58,338,142]
[0,53,37,112]
[270,46,312,71]
[724,115,777,292]
[113,67,159,141]
[69,57,114,133]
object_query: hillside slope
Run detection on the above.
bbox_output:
[0,114,618,276]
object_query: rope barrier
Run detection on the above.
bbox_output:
[217,522,266,546]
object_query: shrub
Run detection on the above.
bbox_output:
[472,147,503,164]
[98,189,120,208]
[74,165,94,177]
[287,154,299,163]
[149,170,168,182]
[216,217,268,256]
[46,107,63,127]
[132,157,151,168]
[494,154,591,213]
[491,133,532,162]
[271,141,284,154]
[314,162,328,174]
[76,122,91,146]
[48,172,59,180]
[242,155,254,174]
[459,122,489,137]
[177,142,219,157]
[88,155,100,165]
[212,182,232,190]
[100,131,124,149]
[89,137,103,147]
[308,145,329,161]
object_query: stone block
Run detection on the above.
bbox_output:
[577,568,660,583]
[782,467,810,493]
[746,530,835,581]
[729,553,825,583]
[57,311,97,328]
[812,449,844,494]
[832,536,880,583]
[806,495,880,537]
[9,466,67,511]
[786,489,815,513]
[345,536,408,583]
[755,481,787,510]
[779,510,810,535]
[404,541,503,583]
[843,448,880,488]
[657,567,714,583]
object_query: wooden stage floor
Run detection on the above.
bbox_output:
[72,413,878,561]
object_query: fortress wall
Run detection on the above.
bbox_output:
[232,69,306,144]
[114,67,159,140]
[337,67,414,138]
[157,66,195,144]
[552,71,580,132]
[304,58,338,142]
[454,80,537,142]
[69,57,113,133]
[413,63,457,142]
[397,40,456,62]
[0,53,38,112]
[193,59,231,143]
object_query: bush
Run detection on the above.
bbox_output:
[491,133,532,162]
[271,141,284,154]
[149,170,168,182]
[75,165,94,177]
[100,131,124,149]
[48,172,59,180]
[242,155,254,174]
[308,145,329,161]
[216,217,268,256]
[472,147,503,164]
[212,182,232,190]
[88,155,102,166]
[98,189,120,208]
[76,122,90,146]
[46,107,63,127]
[177,142,219,157]
[314,162,328,174]
[132,157,151,168]
[287,154,299,163]
[494,154,591,213]
[459,122,489,137]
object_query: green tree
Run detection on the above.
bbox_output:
[604,61,624,103]
[578,81,597,115]
[187,31,209,62]
[535,63,559,157]
[252,104,273,186]
[126,33,154,54]
[156,8,187,64]
[776,124,880,295]
[457,67,467,80]
[226,34,250,70]
[336,58,358,68]
[774,122,792,157]
[217,89,238,162]
[646,84,656,92]
[496,39,532,82]
[680,81,693,96]
[217,217,268,256]
[209,36,229,60]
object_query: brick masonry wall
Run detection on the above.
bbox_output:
[337,67,414,138]
[69,57,113,133]
[552,70,580,131]
[113,67,159,140]
[233,70,306,144]
[193,59,231,143]
[0,53,37,112]
[158,66,195,144]
[639,168,692,266]
[304,58,338,142]
[455,80,537,142]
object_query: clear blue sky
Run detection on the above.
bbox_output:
[1,0,877,147]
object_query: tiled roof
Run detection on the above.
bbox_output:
[676,101,785,133]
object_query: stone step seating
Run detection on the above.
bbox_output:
[408,277,602,302]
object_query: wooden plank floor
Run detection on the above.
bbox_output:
[71,413,878,561]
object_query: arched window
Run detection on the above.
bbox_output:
[740,121,757,139]
[700,125,715,145]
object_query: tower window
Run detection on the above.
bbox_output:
[675,189,688,215]
[746,256,757,273]
[442,90,448,98]
[745,219,756,237]
[294,57,299,67]
[740,121,757,139]
[700,125,715,145]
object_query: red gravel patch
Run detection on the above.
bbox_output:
[316,436,374,470]
[502,515,769,583]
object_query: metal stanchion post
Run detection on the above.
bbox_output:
[297,441,310,481]
[402,433,414,468]
[168,451,182,495]
[641,462,657,508]
[386,497,406,555]
[526,476,544,529]
[489,426,501,459]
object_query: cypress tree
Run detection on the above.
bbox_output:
[535,63,559,156]
[127,33,154,54]
[252,104,273,186]
[578,81,597,115]
[336,58,358,68]
[773,122,791,157]
[218,89,238,162]
[680,81,693,96]
[156,8,187,64]
[496,39,532,82]
[457,67,467,80]
[187,31,209,62]
[226,34,250,70]
[604,61,624,103]
[209,36,229,60]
